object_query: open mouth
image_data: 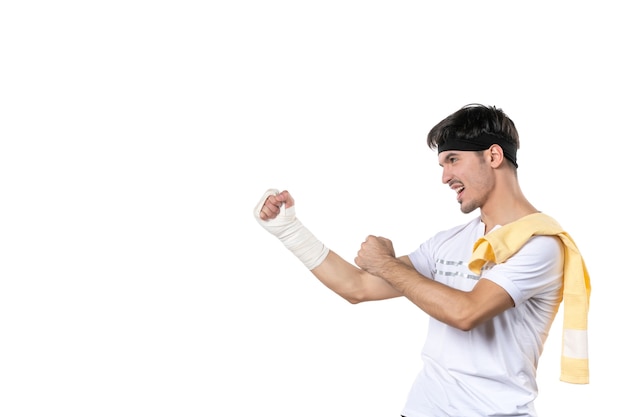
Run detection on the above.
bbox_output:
[451,183,465,202]
[456,187,464,202]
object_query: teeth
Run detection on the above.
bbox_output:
[456,187,464,194]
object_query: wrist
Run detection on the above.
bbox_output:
[254,189,329,270]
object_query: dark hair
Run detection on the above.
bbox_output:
[427,104,520,154]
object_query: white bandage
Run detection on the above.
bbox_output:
[253,189,329,270]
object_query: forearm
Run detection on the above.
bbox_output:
[254,189,329,270]
[312,251,403,304]
[374,258,473,329]
[254,190,401,303]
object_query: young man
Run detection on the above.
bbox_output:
[253,104,590,417]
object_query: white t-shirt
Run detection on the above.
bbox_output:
[402,216,564,417]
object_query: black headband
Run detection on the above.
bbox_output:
[437,132,518,168]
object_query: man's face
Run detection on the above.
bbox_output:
[438,150,494,214]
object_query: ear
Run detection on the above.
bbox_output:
[487,144,505,168]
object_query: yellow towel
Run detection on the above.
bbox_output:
[468,213,591,384]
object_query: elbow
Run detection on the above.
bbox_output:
[449,305,481,331]
[454,317,477,332]
[447,292,514,331]
[340,283,381,304]
[336,276,372,305]
[346,297,362,305]
[342,290,369,305]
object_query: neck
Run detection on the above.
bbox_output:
[479,179,538,233]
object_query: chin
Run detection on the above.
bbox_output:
[460,202,479,214]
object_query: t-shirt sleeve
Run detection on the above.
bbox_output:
[408,219,480,281]
[408,238,435,279]
[408,234,440,279]
[480,235,565,306]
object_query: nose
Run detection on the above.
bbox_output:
[441,165,452,185]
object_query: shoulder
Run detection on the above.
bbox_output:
[407,216,482,277]
[516,234,564,265]
[431,216,483,243]
[487,234,564,274]
[482,235,564,304]
[410,216,482,268]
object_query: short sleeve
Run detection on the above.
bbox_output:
[480,235,564,306]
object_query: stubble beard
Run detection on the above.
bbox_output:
[459,198,480,214]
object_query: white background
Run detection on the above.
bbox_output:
[1,1,623,416]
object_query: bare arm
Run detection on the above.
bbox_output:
[311,250,404,304]
[254,189,513,330]
[355,235,514,331]
[255,189,402,303]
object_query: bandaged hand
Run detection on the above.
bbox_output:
[253,189,329,270]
